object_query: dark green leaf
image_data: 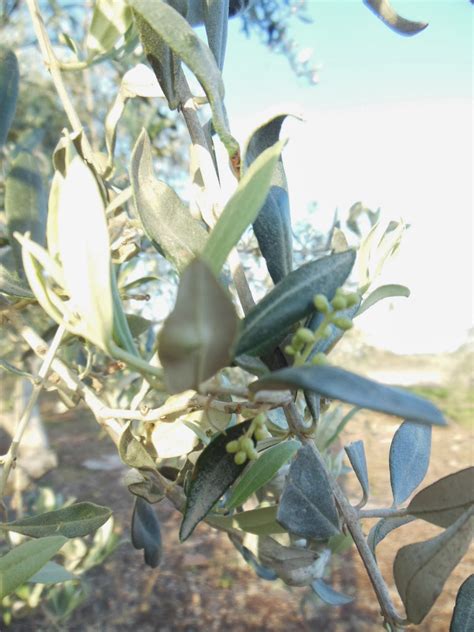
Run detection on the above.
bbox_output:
[407,468,474,528]
[277,444,340,540]
[227,440,300,510]
[131,497,162,568]
[394,508,473,624]
[126,313,153,338]
[450,575,474,632]
[180,419,252,541]
[0,48,19,148]
[363,0,428,36]
[244,115,293,284]
[28,561,76,585]
[131,130,208,271]
[0,536,67,599]
[344,440,369,508]
[389,420,431,505]
[0,261,33,297]
[158,259,239,393]
[236,250,356,357]
[3,502,112,538]
[250,365,446,427]
[202,0,229,70]
[357,284,410,316]
[367,515,417,558]
[312,578,354,606]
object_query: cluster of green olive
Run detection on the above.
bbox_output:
[226,413,271,464]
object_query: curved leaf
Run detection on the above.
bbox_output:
[363,0,428,36]
[131,130,208,271]
[367,515,417,558]
[250,365,446,427]
[450,575,474,632]
[158,259,239,393]
[236,250,356,357]
[0,48,19,148]
[277,444,340,540]
[3,502,112,538]
[389,420,431,505]
[344,440,369,508]
[312,578,354,606]
[0,536,67,599]
[394,508,473,624]
[129,0,238,155]
[131,497,162,568]
[357,283,410,316]
[202,139,285,275]
[407,468,474,528]
[227,440,300,510]
[180,419,252,541]
[244,115,293,284]
[86,0,132,56]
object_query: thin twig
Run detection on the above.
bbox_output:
[358,507,411,520]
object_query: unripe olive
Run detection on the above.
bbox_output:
[253,413,266,427]
[284,345,296,356]
[332,316,353,331]
[291,336,305,352]
[312,352,328,366]
[313,294,330,314]
[246,447,258,461]
[226,440,239,453]
[240,437,254,452]
[295,327,315,344]
[254,427,271,441]
[234,451,247,465]
[331,295,347,311]
[322,326,332,338]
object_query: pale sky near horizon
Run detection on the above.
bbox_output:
[219,1,473,354]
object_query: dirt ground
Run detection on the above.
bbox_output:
[3,386,472,632]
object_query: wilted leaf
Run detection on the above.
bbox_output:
[407,468,474,528]
[124,469,165,504]
[244,115,293,284]
[131,130,208,271]
[236,250,356,357]
[227,440,300,510]
[28,561,76,585]
[257,536,322,586]
[367,515,417,558]
[250,365,446,427]
[3,502,112,538]
[394,508,473,624]
[357,284,410,316]
[277,444,340,540]
[202,140,285,275]
[0,48,19,148]
[0,536,67,599]
[131,497,162,568]
[363,0,428,36]
[86,0,132,56]
[228,533,277,581]
[179,420,252,541]
[158,259,239,393]
[450,575,474,632]
[119,423,157,471]
[344,440,370,508]
[389,420,431,505]
[312,578,354,606]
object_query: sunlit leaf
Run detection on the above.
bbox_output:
[450,575,474,632]
[131,497,162,568]
[389,420,431,505]
[158,259,239,393]
[28,561,76,585]
[394,509,473,624]
[363,0,428,36]
[312,578,354,606]
[344,440,370,508]
[357,284,410,316]
[250,365,446,426]
[0,48,19,148]
[119,423,157,471]
[86,0,132,56]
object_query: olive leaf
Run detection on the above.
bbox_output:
[357,283,410,316]
[243,114,294,284]
[344,440,370,508]
[394,508,473,624]
[367,515,417,558]
[158,259,239,393]
[210,505,286,536]
[28,561,76,585]
[257,536,323,587]
[407,467,474,528]
[363,0,428,36]
[228,534,278,581]
[250,365,446,427]
[131,497,162,568]
[2,502,112,539]
[180,419,252,541]
[450,575,474,632]
[389,420,432,505]
[312,578,354,606]
[277,444,340,540]
[236,250,356,357]
[131,130,208,271]
[202,0,229,70]
[0,48,19,148]
[86,0,133,56]
[118,423,157,471]
[0,261,33,298]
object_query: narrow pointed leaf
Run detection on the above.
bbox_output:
[250,365,446,426]
[450,575,474,632]
[202,140,285,275]
[407,468,474,528]
[3,502,112,538]
[131,130,208,271]
[357,284,410,316]
[363,0,428,36]
[0,262,33,298]
[28,561,76,585]
[236,250,356,357]
[158,259,239,393]
[227,440,300,510]
[277,444,340,540]
[211,505,286,535]
[0,536,67,599]
[394,508,473,624]
[202,0,229,70]
[129,0,238,155]
[389,420,432,505]
[312,578,354,606]
[344,440,370,508]
[244,115,293,284]
[367,515,417,558]
[131,497,162,568]
[86,0,132,56]
[0,48,19,147]
[180,419,252,541]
